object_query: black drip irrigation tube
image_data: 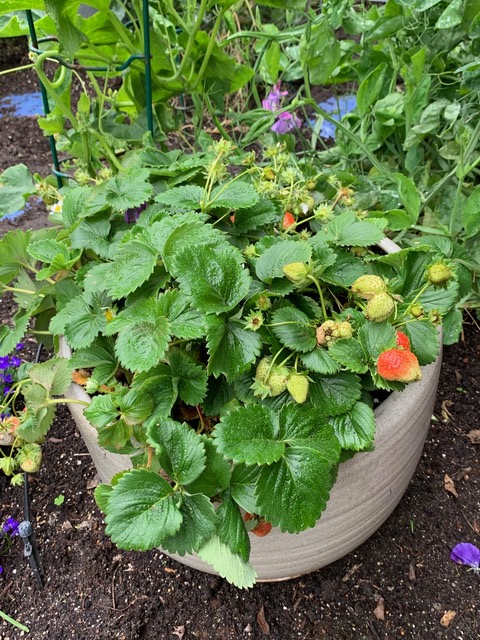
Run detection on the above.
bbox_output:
[17,343,44,587]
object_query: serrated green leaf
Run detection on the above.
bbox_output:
[270,306,317,353]
[160,494,218,556]
[147,419,206,485]
[230,464,260,514]
[418,280,459,315]
[209,181,260,210]
[105,469,182,550]
[174,246,251,314]
[329,402,375,451]
[256,240,312,284]
[61,186,92,228]
[105,298,170,372]
[155,185,204,209]
[70,217,112,258]
[197,535,256,589]
[300,347,340,374]
[185,436,232,497]
[49,292,108,350]
[0,164,36,216]
[18,384,56,442]
[69,337,117,385]
[28,357,72,396]
[328,338,369,373]
[322,211,385,247]
[320,252,367,287]
[101,168,153,212]
[168,348,208,406]
[404,321,440,365]
[358,322,397,360]
[214,404,285,465]
[207,317,262,382]
[216,492,250,562]
[0,313,29,356]
[232,199,280,231]
[130,365,178,426]
[119,388,154,426]
[84,394,119,429]
[94,483,113,514]
[309,372,361,417]
[86,240,158,299]
[254,404,341,533]
[157,289,207,339]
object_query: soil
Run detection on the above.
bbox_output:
[1,65,480,640]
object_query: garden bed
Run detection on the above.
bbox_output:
[1,68,479,640]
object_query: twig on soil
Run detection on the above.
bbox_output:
[93,594,149,612]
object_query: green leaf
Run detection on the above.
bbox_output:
[216,492,250,563]
[393,174,420,225]
[207,317,262,382]
[404,321,440,365]
[301,16,340,84]
[28,357,72,396]
[254,404,341,532]
[130,365,178,426]
[300,347,340,374]
[120,388,154,426]
[435,0,462,29]
[94,484,113,514]
[100,168,153,212]
[322,211,384,247]
[462,186,480,239]
[197,535,257,589]
[441,307,463,346]
[18,384,55,442]
[256,240,312,284]
[84,394,119,429]
[168,348,208,406]
[155,185,204,209]
[61,186,92,228]
[49,292,108,350]
[157,289,206,339]
[270,306,317,353]
[147,419,206,485]
[309,372,361,417]
[418,280,459,314]
[158,217,224,272]
[27,239,82,279]
[0,164,36,216]
[329,402,375,451]
[357,63,387,116]
[185,436,232,497]
[105,298,170,372]
[230,464,260,514]
[232,199,280,232]
[160,494,218,556]
[0,313,29,356]
[358,322,397,360]
[328,338,369,373]
[0,1,44,13]
[104,469,182,549]
[209,182,260,210]
[69,337,117,385]
[174,246,251,314]
[214,404,285,465]
[85,240,158,299]
[70,217,111,258]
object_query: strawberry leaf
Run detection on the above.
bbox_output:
[404,320,440,365]
[358,321,397,360]
[216,492,251,562]
[168,348,208,406]
[185,436,232,497]
[198,535,257,589]
[49,291,109,350]
[309,372,361,417]
[207,317,262,382]
[270,306,317,352]
[160,494,218,556]
[328,338,370,373]
[255,240,312,284]
[329,401,376,451]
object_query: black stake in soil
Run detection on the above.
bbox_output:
[18,343,44,587]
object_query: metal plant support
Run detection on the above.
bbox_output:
[25,1,154,188]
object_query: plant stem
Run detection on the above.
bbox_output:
[307,275,327,321]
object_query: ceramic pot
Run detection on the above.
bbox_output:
[58,239,442,581]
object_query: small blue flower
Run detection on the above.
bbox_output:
[2,517,20,536]
[1,374,13,384]
[0,357,10,370]
[15,343,24,351]
[9,356,21,368]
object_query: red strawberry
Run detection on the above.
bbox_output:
[377,349,421,382]
[282,212,295,229]
[244,513,273,537]
[395,331,411,351]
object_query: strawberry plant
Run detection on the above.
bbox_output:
[0,141,464,586]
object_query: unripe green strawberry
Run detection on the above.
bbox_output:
[366,293,395,322]
[427,262,452,286]
[283,262,309,284]
[266,365,289,397]
[316,320,353,346]
[351,275,387,300]
[287,374,309,404]
[17,443,42,473]
[333,321,353,339]
[395,331,411,351]
[410,304,424,318]
[255,357,272,382]
[377,349,422,382]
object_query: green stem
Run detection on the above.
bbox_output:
[0,63,35,76]
[47,398,90,408]
[0,610,29,633]
[34,52,78,127]
[307,275,327,321]
[190,8,226,89]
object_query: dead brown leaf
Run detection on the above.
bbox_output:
[72,369,90,386]
[440,610,456,627]
[444,474,458,498]
[257,606,270,635]
[441,400,453,422]
[467,429,480,445]
[86,477,100,490]
[373,597,385,621]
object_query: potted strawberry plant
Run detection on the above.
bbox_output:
[0,142,461,586]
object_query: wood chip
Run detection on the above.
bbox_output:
[467,429,480,444]
[342,563,363,582]
[440,610,456,627]
[257,606,271,635]
[373,597,385,621]
[86,477,100,490]
[408,564,416,581]
[172,625,185,639]
[441,400,453,422]
[444,474,458,498]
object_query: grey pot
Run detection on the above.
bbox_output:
[58,239,442,581]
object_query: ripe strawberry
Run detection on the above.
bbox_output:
[351,275,387,300]
[427,262,452,286]
[377,349,422,382]
[395,331,411,351]
[366,293,395,322]
[283,262,309,284]
[243,513,273,537]
[282,211,295,229]
[287,374,309,404]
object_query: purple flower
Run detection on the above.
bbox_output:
[124,201,148,223]
[9,356,21,368]
[2,517,19,537]
[0,566,3,574]
[1,374,13,384]
[15,343,24,350]
[262,82,288,112]
[0,357,9,370]
[271,112,302,135]
[3,386,11,395]
[450,543,480,572]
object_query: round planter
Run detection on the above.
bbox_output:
[58,239,443,582]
